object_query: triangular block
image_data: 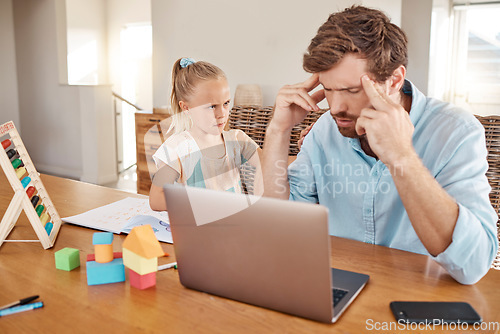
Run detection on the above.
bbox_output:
[122,224,164,259]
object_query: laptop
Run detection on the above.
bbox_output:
[163,185,369,323]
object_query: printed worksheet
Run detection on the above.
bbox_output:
[62,197,172,243]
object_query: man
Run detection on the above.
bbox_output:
[262,5,498,284]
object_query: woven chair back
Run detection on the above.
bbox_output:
[228,106,326,155]
[227,105,326,195]
[475,115,500,270]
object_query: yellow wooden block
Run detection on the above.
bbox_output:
[95,244,113,263]
[122,248,158,275]
[122,225,164,259]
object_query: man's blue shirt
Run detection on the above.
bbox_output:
[288,80,498,284]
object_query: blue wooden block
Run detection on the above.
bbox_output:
[92,232,113,245]
[86,258,125,285]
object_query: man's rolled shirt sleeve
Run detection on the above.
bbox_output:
[431,119,498,284]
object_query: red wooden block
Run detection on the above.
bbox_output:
[128,268,156,290]
[87,252,122,262]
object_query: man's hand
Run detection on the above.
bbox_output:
[271,74,325,133]
[356,75,415,167]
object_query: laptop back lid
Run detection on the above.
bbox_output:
[164,185,334,323]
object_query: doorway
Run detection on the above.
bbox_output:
[117,23,153,173]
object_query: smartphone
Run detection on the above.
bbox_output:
[390,301,482,324]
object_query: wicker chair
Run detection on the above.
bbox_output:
[228,105,326,155]
[475,115,500,270]
[227,105,326,194]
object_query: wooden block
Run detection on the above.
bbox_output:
[92,232,113,245]
[87,252,122,262]
[55,247,80,271]
[94,244,113,263]
[86,258,125,285]
[122,225,164,259]
[128,268,156,290]
[122,248,158,275]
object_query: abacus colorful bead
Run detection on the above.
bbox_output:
[26,186,36,198]
[35,205,44,217]
[21,176,31,188]
[12,158,23,169]
[6,149,16,159]
[40,213,49,225]
[1,139,11,149]
[45,222,53,235]
[16,166,26,179]
[31,195,40,207]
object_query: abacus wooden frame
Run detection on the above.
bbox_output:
[0,121,62,249]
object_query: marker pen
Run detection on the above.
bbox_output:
[0,302,43,317]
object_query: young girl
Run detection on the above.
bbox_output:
[149,58,262,211]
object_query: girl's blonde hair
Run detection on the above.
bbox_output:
[169,58,227,134]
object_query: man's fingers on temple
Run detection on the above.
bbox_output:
[303,73,320,91]
[361,76,391,110]
[311,89,326,104]
[298,91,320,111]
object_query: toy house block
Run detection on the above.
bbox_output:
[55,247,80,271]
[122,225,164,259]
[93,232,114,263]
[122,248,158,275]
[87,252,122,262]
[128,268,156,290]
[86,258,125,285]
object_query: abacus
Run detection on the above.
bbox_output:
[0,121,61,249]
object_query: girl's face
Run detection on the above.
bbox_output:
[181,77,231,136]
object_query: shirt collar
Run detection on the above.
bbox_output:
[404,79,427,128]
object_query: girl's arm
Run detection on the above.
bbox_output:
[149,164,180,211]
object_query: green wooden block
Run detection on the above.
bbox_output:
[55,247,80,271]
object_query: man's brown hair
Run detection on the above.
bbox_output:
[303,5,408,81]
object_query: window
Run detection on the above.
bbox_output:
[430,1,500,115]
[448,1,500,115]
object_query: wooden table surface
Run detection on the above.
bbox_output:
[0,173,499,333]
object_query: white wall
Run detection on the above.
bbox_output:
[152,0,405,108]
[13,0,82,178]
[13,0,117,183]
[364,0,401,25]
[66,0,108,85]
[401,0,433,95]
[0,0,20,128]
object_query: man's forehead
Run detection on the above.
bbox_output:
[317,54,369,89]
[318,75,363,90]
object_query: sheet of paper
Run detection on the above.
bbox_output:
[122,215,173,243]
[62,197,172,243]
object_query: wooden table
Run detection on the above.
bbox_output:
[0,174,499,333]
